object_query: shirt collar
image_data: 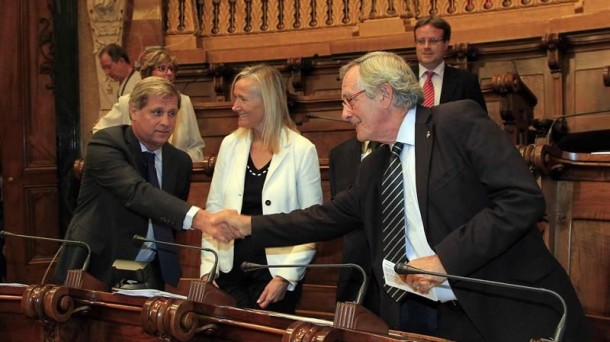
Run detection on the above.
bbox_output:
[395,107,417,147]
[140,143,161,157]
[418,61,445,79]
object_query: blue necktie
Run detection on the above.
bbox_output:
[143,151,180,286]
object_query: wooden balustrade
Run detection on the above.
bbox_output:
[168,0,578,38]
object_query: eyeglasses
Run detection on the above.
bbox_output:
[342,89,366,110]
[415,38,445,46]
[154,65,177,73]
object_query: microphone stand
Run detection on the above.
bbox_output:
[132,234,235,306]
[241,261,389,334]
[396,264,566,342]
[133,234,218,282]
[1,230,91,272]
[0,230,108,291]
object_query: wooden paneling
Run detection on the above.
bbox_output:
[0,0,61,284]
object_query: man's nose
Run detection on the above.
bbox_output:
[341,106,353,121]
[159,113,171,126]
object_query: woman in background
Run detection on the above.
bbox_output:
[93,48,205,161]
[201,64,322,313]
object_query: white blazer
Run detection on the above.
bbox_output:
[201,128,322,290]
[92,93,205,161]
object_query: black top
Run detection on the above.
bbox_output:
[241,155,270,216]
[236,155,271,258]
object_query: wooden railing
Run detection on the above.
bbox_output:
[167,0,579,37]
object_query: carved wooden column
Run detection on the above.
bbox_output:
[542,33,566,118]
[87,0,127,113]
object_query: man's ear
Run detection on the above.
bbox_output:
[379,83,394,108]
[129,105,137,121]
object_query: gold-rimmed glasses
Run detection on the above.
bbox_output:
[342,89,366,110]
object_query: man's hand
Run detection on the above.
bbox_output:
[257,276,290,309]
[210,209,253,237]
[191,209,244,243]
[398,255,447,294]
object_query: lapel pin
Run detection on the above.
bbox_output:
[426,131,431,138]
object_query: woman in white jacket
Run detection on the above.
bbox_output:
[201,64,322,313]
[92,48,205,161]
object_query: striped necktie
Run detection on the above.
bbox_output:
[422,71,435,107]
[381,143,408,302]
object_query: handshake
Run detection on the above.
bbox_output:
[191,209,251,243]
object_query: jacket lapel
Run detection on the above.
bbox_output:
[414,106,434,234]
[265,129,289,185]
[125,126,148,179]
[440,66,457,103]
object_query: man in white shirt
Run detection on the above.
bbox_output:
[98,43,142,100]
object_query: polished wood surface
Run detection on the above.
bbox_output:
[0,284,449,342]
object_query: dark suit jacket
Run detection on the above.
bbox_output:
[251,100,588,341]
[414,64,487,112]
[54,125,193,287]
[328,138,374,303]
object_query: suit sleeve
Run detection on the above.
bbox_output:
[431,100,544,276]
[86,130,192,230]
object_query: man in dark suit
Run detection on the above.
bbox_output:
[413,16,487,111]
[205,51,589,341]
[54,77,209,290]
[332,17,489,305]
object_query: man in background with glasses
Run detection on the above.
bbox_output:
[413,16,487,111]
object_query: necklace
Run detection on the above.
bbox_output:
[246,163,268,177]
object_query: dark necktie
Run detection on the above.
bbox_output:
[381,143,408,302]
[422,71,435,107]
[143,151,181,286]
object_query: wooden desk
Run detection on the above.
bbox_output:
[0,284,450,341]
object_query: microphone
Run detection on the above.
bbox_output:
[132,234,219,282]
[394,263,567,342]
[306,113,349,123]
[241,261,368,305]
[0,230,91,271]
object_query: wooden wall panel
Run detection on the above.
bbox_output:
[570,220,610,340]
[0,0,61,284]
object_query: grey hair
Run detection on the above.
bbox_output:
[339,51,423,109]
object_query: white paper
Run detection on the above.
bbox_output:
[382,259,438,301]
[0,283,29,287]
[112,288,187,299]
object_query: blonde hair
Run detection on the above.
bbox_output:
[137,48,178,78]
[339,51,423,109]
[231,64,297,154]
